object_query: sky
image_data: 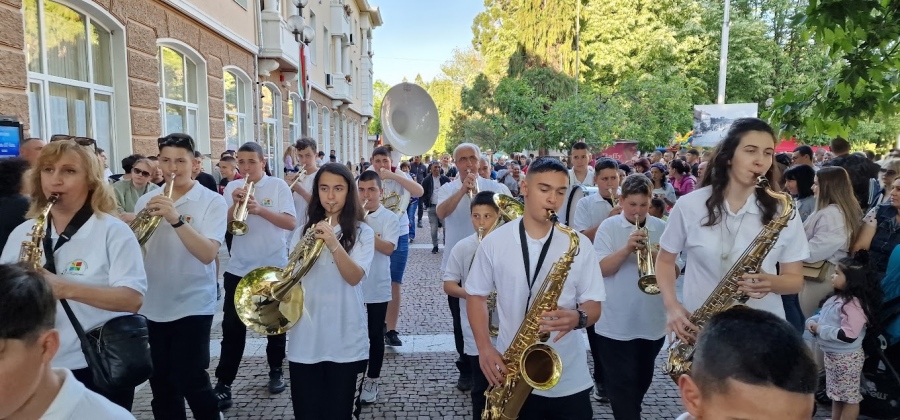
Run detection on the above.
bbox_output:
[369,0,484,86]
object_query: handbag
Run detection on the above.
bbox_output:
[43,204,152,393]
[803,260,832,283]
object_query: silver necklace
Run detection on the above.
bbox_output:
[719,211,747,262]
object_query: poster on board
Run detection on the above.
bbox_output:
[0,119,23,159]
[692,103,758,147]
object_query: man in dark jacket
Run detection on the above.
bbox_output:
[409,156,429,227]
[421,162,450,253]
[823,136,880,209]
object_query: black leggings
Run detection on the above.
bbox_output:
[365,302,389,378]
[290,360,368,419]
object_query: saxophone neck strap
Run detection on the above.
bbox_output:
[519,220,554,309]
[42,200,95,274]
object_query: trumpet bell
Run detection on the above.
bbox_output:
[380,83,439,156]
[638,275,660,294]
[234,266,304,335]
[228,220,249,236]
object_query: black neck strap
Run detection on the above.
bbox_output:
[519,220,553,309]
[42,200,95,274]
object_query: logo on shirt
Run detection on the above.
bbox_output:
[262,198,273,207]
[65,260,87,275]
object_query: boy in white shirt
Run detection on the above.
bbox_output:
[466,158,605,419]
[559,142,595,226]
[0,264,135,420]
[357,171,402,404]
[674,309,817,420]
[286,137,319,230]
[443,191,501,419]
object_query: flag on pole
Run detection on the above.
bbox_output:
[299,43,311,100]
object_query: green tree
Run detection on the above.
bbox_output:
[368,79,390,136]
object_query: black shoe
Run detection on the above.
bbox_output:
[268,369,286,394]
[592,383,610,403]
[384,330,403,346]
[214,383,233,411]
[431,246,438,254]
[456,373,473,391]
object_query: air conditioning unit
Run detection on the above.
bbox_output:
[326,73,333,87]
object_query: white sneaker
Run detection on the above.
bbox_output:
[360,378,378,404]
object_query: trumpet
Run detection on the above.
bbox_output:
[287,168,307,190]
[228,181,255,236]
[634,214,659,295]
[468,169,478,200]
[609,188,618,208]
[131,174,175,246]
[361,199,370,218]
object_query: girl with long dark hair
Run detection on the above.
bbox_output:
[783,164,816,221]
[287,162,375,419]
[650,163,676,207]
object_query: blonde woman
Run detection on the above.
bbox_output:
[113,157,160,222]
[869,158,900,208]
[799,167,863,317]
[283,145,300,174]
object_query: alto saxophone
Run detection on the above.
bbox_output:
[483,210,579,420]
[664,176,795,382]
[19,194,59,270]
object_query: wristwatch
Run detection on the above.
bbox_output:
[574,309,588,330]
[171,215,186,228]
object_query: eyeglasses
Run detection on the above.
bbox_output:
[881,168,897,177]
[132,167,152,177]
[49,134,98,153]
[157,134,196,153]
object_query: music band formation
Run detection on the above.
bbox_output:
[8,114,867,420]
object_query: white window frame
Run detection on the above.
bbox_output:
[321,109,330,155]
[25,0,130,169]
[223,67,252,152]
[157,39,210,155]
[289,93,302,142]
[260,83,283,175]
[308,101,318,145]
[308,11,317,65]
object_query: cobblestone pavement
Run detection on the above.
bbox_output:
[133,219,835,419]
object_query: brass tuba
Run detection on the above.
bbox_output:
[19,194,58,270]
[130,174,175,246]
[664,176,795,382]
[228,180,255,236]
[634,214,660,295]
[234,217,331,335]
[482,210,578,420]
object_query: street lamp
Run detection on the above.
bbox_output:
[288,0,315,138]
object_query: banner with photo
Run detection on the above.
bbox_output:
[692,103,758,147]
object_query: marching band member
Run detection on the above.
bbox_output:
[0,139,147,410]
[134,134,227,419]
[657,118,809,346]
[559,142,596,226]
[594,174,681,420]
[357,171,402,404]
[287,137,320,230]
[213,142,296,409]
[443,191,501,419]
[287,163,374,419]
[369,146,424,347]
[467,158,604,419]
[436,143,506,391]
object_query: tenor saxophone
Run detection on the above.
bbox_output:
[18,194,59,270]
[664,176,795,382]
[482,210,580,420]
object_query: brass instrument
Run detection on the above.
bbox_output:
[130,174,176,246]
[361,199,370,218]
[471,226,500,338]
[609,188,618,208]
[664,176,795,382]
[494,194,524,223]
[19,194,58,270]
[381,187,411,215]
[482,210,579,420]
[468,169,478,200]
[634,214,659,295]
[234,216,332,335]
[228,180,256,236]
[287,168,308,190]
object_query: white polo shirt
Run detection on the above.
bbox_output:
[287,223,374,363]
[223,175,296,277]
[594,214,668,340]
[291,168,318,231]
[465,218,605,398]
[0,214,147,370]
[659,186,810,318]
[437,177,506,271]
[362,205,401,303]
[382,170,414,231]
[134,181,227,322]
[569,167,596,187]
[41,368,135,419]
[572,193,614,233]
[444,233,482,355]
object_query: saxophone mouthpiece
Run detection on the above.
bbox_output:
[755,175,770,189]
[547,210,559,223]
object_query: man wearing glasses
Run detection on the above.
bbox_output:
[791,145,816,169]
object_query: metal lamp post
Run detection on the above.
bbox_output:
[289,0,315,139]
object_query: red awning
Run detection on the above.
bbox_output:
[775,138,830,154]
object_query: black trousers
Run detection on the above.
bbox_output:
[148,315,220,420]
[216,272,286,385]
[585,324,605,387]
[596,335,666,420]
[448,295,471,374]
[417,199,424,223]
[290,360,368,419]
[365,302,389,378]
[72,367,134,410]
[518,388,593,420]
[467,355,490,420]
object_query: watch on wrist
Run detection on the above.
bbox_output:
[171,215,186,228]
[574,309,588,330]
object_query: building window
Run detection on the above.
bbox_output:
[321,110,330,154]
[308,101,318,144]
[159,46,199,138]
[308,11,317,65]
[24,0,116,151]
[224,69,249,151]
[233,0,247,8]
[289,94,301,141]
[260,84,281,173]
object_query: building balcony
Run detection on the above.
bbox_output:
[327,74,353,104]
[259,11,300,71]
[330,2,352,42]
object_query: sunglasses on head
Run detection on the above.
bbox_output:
[49,134,98,153]
[881,168,897,177]
[157,134,196,153]
[131,167,152,177]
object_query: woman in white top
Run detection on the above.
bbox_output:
[799,167,862,318]
[649,163,677,207]
[0,139,147,410]
[657,118,809,344]
[287,163,374,419]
